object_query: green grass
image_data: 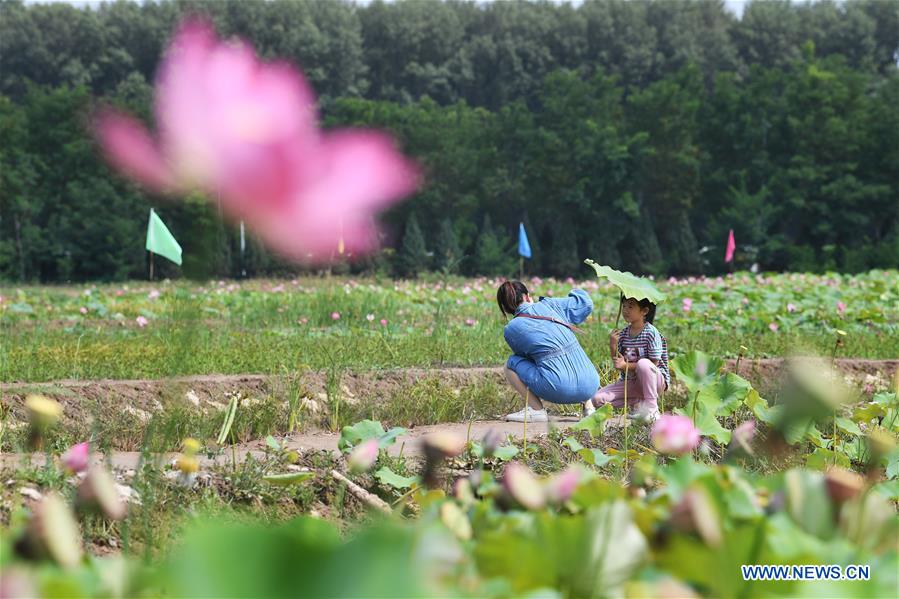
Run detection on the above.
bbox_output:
[2,272,896,382]
[2,323,896,383]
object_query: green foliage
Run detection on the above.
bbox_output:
[337,419,406,453]
[1,0,898,280]
[472,215,514,276]
[394,213,429,278]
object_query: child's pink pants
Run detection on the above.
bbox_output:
[592,358,665,412]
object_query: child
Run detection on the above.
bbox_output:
[584,296,669,422]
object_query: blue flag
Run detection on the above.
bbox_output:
[518,222,532,258]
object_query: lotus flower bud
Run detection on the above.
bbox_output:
[824,467,864,505]
[481,429,504,459]
[347,439,379,474]
[18,493,83,569]
[668,487,722,548]
[544,466,581,506]
[25,394,62,450]
[422,432,465,488]
[502,462,545,511]
[651,415,701,455]
[76,466,127,521]
[61,442,90,474]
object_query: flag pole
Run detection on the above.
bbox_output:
[149,251,154,281]
[519,257,523,280]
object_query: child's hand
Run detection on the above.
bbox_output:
[613,356,627,371]
[609,329,620,351]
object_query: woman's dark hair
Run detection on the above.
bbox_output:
[497,281,529,316]
[622,296,657,324]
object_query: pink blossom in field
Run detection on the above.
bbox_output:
[347,439,378,474]
[115,290,124,297]
[95,19,418,261]
[136,316,149,327]
[837,301,847,316]
[768,322,779,332]
[731,420,756,454]
[80,307,88,314]
[651,415,700,455]
[544,466,580,505]
[331,312,340,321]
[380,319,388,327]
[465,318,477,327]
[148,289,160,299]
[298,317,308,325]
[682,298,693,312]
[62,442,90,473]
[787,303,796,313]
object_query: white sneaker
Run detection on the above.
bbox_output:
[505,407,548,422]
[582,400,596,418]
[628,405,661,423]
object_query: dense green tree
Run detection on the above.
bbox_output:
[434,218,464,274]
[395,213,429,278]
[0,0,897,281]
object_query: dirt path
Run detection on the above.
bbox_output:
[1,416,590,471]
[2,359,894,469]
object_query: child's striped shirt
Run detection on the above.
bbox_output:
[617,322,670,387]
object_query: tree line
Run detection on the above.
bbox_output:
[1,0,897,281]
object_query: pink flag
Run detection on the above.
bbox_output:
[725,229,736,263]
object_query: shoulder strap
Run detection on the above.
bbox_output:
[513,313,585,335]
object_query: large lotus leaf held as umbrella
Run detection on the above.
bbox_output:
[584,259,666,303]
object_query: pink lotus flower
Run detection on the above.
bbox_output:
[768,322,779,332]
[837,301,847,316]
[380,319,388,327]
[544,466,580,505]
[80,307,88,315]
[62,442,90,473]
[651,415,700,455]
[96,19,418,261]
[136,316,149,327]
[330,312,340,321]
[730,420,756,455]
[464,318,477,327]
[682,298,693,312]
[787,303,796,313]
[347,439,378,474]
[148,289,160,299]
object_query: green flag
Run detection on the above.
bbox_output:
[146,208,182,265]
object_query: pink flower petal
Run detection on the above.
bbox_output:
[95,111,175,191]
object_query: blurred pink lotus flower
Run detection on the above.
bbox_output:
[380,319,388,327]
[836,301,847,315]
[330,312,341,321]
[347,439,378,474]
[682,298,693,312]
[136,316,149,327]
[786,303,796,313]
[768,322,779,332]
[96,19,418,261]
[148,289,160,299]
[544,466,580,505]
[651,415,700,455]
[79,307,88,314]
[464,318,477,327]
[730,419,756,455]
[503,462,545,510]
[62,442,90,473]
